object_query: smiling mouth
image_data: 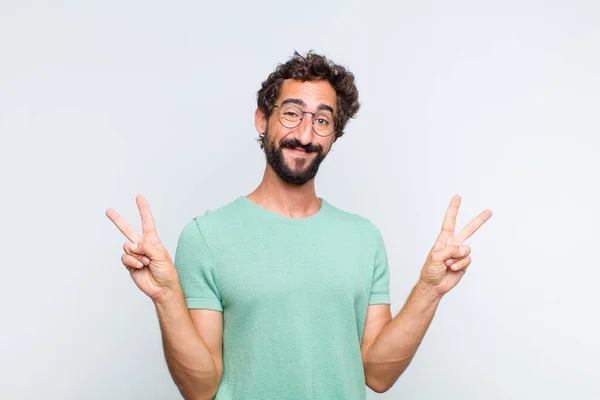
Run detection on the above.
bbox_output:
[285,147,313,156]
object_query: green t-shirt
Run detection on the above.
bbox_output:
[174,195,391,399]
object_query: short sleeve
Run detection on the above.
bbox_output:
[174,218,223,311]
[369,226,391,305]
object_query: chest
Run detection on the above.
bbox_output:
[214,234,375,310]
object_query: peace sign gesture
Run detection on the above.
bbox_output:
[106,195,179,300]
[420,195,492,296]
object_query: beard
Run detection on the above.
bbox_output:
[262,124,328,186]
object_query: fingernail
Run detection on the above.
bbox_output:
[137,261,143,268]
[460,246,466,255]
[142,256,150,265]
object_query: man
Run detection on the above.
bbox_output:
[106,51,492,400]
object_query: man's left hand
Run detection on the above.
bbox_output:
[420,195,492,296]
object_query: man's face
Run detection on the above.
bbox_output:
[257,79,337,186]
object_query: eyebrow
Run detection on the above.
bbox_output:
[280,98,335,115]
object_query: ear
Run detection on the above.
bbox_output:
[255,107,268,134]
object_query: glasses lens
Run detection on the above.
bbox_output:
[278,104,303,128]
[312,112,334,136]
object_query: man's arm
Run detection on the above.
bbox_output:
[361,281,441,393]
[154,286,223,400]
[105,197,224,399]
[362,196,491,393]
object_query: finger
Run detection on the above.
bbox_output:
[121,253,145,269]
[449,255,472,272]
[445,246,472,266]
[432,237,446,252]
[434,244,470,263]
[440,195,461,234]
[128,240,165,262]
[123,242,152,265]
[106,209,140,242]
[136,195,158,237]
[455,209,493,244]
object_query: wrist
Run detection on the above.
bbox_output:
[415,279,444,303]
[152,282,185,307]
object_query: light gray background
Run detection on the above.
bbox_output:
[1,0,599,399]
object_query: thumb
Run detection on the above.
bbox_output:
[434,244,470,262]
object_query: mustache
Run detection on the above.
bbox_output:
[280,138,322,153]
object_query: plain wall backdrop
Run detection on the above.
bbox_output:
[1,0,599,399]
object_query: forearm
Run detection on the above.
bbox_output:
[154,286,219,400]
[364,280,442,392]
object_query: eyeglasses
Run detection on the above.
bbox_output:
[273,104,336,137]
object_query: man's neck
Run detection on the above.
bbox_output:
[246,168,321,219]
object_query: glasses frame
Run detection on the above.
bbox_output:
[272,104,336,137]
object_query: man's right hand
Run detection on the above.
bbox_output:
[106,194,180,301]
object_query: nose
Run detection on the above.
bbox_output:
[294,114,315,145]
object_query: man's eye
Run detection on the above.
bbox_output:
[316,118,330,126]
[284,111,299,118]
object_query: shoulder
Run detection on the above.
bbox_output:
[175,197,247,263]
[322,199,383,241]
[196,196,249,225]
[178,196,251,244]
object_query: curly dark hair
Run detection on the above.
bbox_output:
[257,50,360,143]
